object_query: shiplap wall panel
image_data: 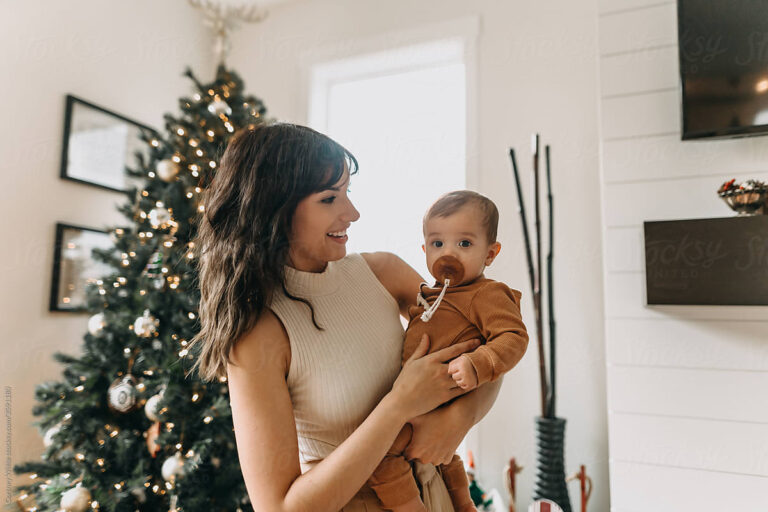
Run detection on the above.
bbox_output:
[599,1,768,508]
[599,3,677,55]
[600,45,677,97]
[607,366,768,422]
[609,413,768,476]
[603,134,768,184]
[599,0,674,16]
[604,272,768,321]
[602,90,679,139]
[603,171,768,226]
[606,318,768,371]
[605,227,644,272]
[610,461,768,511]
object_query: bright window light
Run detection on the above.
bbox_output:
[309,39,467,280]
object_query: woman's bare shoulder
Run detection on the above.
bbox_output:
[361,252,423,315]
[229,308,291,378]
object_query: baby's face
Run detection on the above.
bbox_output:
[422,205,501,286]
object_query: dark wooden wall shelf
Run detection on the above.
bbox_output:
[643,215,768,305]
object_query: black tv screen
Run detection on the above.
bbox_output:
[678,0,768,139]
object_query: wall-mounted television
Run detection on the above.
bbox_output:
[678,0,768,140]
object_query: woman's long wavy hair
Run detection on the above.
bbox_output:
[187,122,358,382]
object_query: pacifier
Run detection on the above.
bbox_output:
[420,255,466,323]
[431,255,465,286]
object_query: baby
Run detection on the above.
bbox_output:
[368,190,530,512]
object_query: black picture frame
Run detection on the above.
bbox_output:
[60,94,159,193]
[49,222,115,313]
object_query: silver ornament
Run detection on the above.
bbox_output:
[60,482,91,512]
[161,452,186,481]
[134,309,158,338]
[42,422,63,448]
[144,392,165,422]
[107,374,139,413]
[156,159,180,182]
[207,97,232,116]
[87,313,105,336]
[148,207,171,229]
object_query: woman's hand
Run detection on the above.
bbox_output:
[389,334,481,421]
[403,404,472,465]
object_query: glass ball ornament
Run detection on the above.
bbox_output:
[87,313,105,336]
[144,391,165,421]
[42,422,63,448]
[161,451,186,481]
[208,96,232,116]
[60,482,91,512]
[134,309,159,338]
[156,159,180,182]
[148,207,171,229]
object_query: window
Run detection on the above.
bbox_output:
[309,37,469,280]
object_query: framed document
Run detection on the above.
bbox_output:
[49,222,115,312]
[59,94,157,193]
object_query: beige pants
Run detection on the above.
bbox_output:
[342,461,456,512]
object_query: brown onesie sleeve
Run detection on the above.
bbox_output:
[462,281,529,386]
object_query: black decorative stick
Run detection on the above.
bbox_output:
[509,147,548,418]
[509,150,535,294]
[545,144,556,419]
[533,134,548,417]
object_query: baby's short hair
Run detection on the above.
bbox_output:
[424,190,499,243]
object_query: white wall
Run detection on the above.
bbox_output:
[597,1,768,510]
[229,0,608,509]
[0,0,212,493]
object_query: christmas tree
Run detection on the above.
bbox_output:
[12,64,268,512]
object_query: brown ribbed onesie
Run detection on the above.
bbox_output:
[368,275,529,512]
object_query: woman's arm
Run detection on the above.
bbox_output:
[227,309,479,512]
[404,377,502,465]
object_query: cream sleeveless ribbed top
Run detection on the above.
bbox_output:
[268,252,404,471]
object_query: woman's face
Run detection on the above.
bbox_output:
[288,166,360,273]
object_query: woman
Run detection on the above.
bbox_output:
[189,123,502,512]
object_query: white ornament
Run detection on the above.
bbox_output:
[134,309,158,338]
[208,97,232,116]
[156,159,180,182]
[87,313,105,336]
[107,374,139,413]
[144,392,165,422]
[148,207,171,228]
[60,482,91,512]
[42,422,62,448]
[162,452,186,481]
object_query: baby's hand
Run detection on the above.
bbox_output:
[447,355,478,390]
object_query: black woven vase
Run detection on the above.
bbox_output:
[532,416,572,512]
